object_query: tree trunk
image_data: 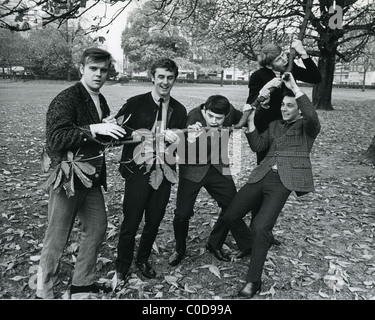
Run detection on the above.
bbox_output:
[362,59,368,92]
[312,51,336,110]
[363,135,375,165]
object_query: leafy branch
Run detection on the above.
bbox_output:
[39,114,133,197]
[120,126,234,190]
[39,150,97,198]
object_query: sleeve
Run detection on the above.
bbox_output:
[245,128,270,153]
[178,105,188,129]
[233,107,243,124]
[115,99,135,138]
[296,94,321,138]
[292,57,321,84]
[46,93,92,153]
[246,71,267,104]
[186,106,204,127]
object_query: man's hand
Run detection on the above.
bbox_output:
[164,129,180,145]
[262,77,283,91]
[291,40,308,58]
[246,105,256,132]
[282,72,298,92]
[187,122,203,143]
[90,123,126,139]
[258,78,282,108]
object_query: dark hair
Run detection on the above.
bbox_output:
[257,44,282,67]
[80,47,114,68]
[204,95,230,116]
[150,58,179,78]
[283,89,295,98]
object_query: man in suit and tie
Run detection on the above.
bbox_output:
[168,95,242,267]
[36,48,126,299]
[223,72,321,298]
[115,58,187,282]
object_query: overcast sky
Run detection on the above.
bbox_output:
[84,1,140,72]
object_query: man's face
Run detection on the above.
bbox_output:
[80,58,110,92]
[271,51,288,72]
[281,96,301,122]
[202,109,226,127]
[152,68,176,98]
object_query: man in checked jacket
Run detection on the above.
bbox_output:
[223,72,321,299]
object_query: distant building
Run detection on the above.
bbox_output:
[334,58,375,86]
[222,67,249,81]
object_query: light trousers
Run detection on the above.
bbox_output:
[36,186,107,299]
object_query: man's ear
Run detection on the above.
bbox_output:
[79,64,84,75]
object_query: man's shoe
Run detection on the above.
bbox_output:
[236,249,252,259]
[71,283,112,294]
[70,283,111,299]
[116,271,128,282]
[237,281,262,299]
[269,231,281,248]
[206,243,230,262]
[136,261,156,279]
[169,251,185,266]
[270,236,281,247]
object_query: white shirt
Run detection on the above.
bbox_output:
[151,90,169,133]
[81,80,102,120]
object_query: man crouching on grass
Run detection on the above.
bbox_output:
[36,47,125,299]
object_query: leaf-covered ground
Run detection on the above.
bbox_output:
[0,81,374,301]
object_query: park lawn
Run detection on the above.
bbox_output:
[0,81,374,301]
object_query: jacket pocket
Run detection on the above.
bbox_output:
[285,129,303,146]
[291,159,312,169]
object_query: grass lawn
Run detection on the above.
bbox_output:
[0,81,374,303]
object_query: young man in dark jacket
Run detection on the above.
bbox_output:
[36,48,125,299]
[168,95,243,266]
[115,58,187,282]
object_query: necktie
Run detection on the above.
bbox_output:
[156,98,164,133]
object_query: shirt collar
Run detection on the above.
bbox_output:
[151,89,170,105]
[282,116,303,126]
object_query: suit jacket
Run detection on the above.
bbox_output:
[115,92,187,180]
[245,94,320,194]
[247,58,321,133]
[179,104,242,183]
[45,82,110,189]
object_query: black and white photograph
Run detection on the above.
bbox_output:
[0,0,375,312]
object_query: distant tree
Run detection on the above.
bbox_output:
[108,63,118,79]
[151,0,375,110]
[0,29,27,77]
[121,1,190,73]
[2,1,374,101]
[26,21,94,80]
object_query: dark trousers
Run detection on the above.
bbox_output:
[223,171,291,282]
[116,169,171,273]
[173,166,237,255]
